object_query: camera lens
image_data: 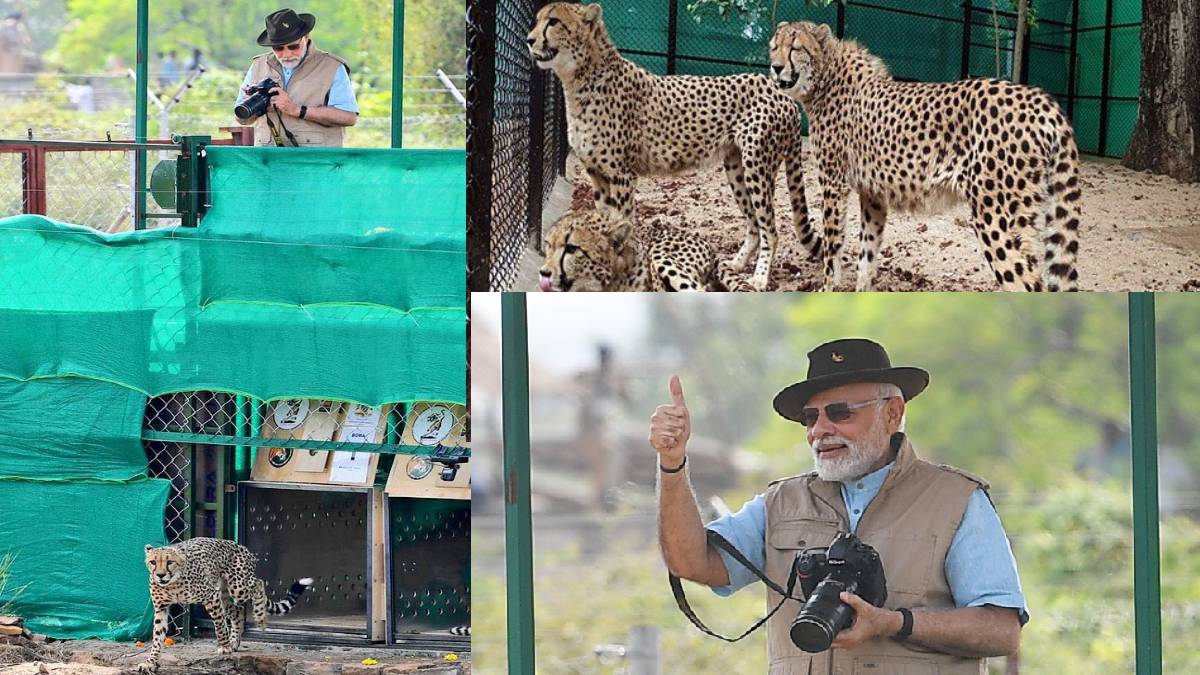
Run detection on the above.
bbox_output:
[790,614,836,653]
[234,102,254,119]
[790,577,857,653]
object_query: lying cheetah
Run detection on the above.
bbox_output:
[770,22,1082,291]
[538,209,738,291]
[528,2,814,291]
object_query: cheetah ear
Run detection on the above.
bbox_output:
[582,4,602,23]
[777,21,788,29]
[815,23,834,43]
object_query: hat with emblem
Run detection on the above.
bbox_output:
[772,338,929,423]
[257,8,317,47]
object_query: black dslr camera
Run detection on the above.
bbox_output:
[234,78,280,119]
[790,532,889,653]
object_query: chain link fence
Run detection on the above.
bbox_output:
[599,0,1139,157]
[467,0,568,292]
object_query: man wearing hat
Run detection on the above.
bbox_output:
[651,338,1027,674]
[235,8,358,146]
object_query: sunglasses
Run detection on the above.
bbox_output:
[797,397,895,427]
[272,41,305,53]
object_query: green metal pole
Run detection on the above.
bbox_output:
[391,0,404,148]
[1128,292,1162,675]
[134,0,149,230]
[500,292,535,674]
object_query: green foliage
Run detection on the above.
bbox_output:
[0,553,29,616]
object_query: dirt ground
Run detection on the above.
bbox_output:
[551,151,1200,292]
[0,636,468,675]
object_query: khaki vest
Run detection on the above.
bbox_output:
[763,439,988,675]
[245,47,350,147]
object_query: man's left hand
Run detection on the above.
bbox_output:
[829,591,902,650]
[269,87,300,117]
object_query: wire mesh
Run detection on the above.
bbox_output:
[0,152,21,214]
[574,0,1140,157]
[466,0,568,291]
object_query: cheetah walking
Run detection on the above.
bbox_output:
[528,2,815,291]
[538,209,739,291]
[140,539,311,672]
[770,22,1082,291]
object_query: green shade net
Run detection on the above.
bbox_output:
[0,378,148,481]
[0,147,466,640]
[0,477,170,641]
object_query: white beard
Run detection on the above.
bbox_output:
[810,414,891,482]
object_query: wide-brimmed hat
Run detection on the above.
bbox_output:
[257,8,316,47]
[773,338,929,423]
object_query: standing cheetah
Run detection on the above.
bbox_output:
[140,538,311,672]
[770,22,1082,291]
[528,2,815,291]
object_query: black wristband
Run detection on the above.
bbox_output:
[659,456,687,474]
[299,105,308,119]
[892,607,913,642]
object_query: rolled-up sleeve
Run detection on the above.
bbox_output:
[705,494,766,597]
[945,488,1030,624]
[327,65,359,113]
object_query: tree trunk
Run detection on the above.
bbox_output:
[1122,0,1200,182]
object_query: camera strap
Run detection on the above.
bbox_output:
[265,108,300,147]
[668,529,804,642]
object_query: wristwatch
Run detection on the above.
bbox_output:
[299,105,308,119]
[892,607,914,642]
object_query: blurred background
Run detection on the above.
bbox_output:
[471,292,1200,674]
[0,0,463,146]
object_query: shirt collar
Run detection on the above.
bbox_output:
[842,460,894,494]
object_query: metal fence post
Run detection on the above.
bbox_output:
[628,625,661,675]
[501,292,535,675]
[1098,0,1114,156]
[134,0,148,230]
[836,1,846,39]
[528,14,547,254]
[666,0,678,74]
[392,0,405,149]
[1066,0,1079,120]
[960,0,973,79]
[466,0,496,291]
[1127,292,1162,675]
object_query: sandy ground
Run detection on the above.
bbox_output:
[0,637,468,675]
[522,150,1200,292]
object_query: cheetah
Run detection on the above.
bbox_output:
[769,21,1082,291]
[140,538,311,672]
[528,2,815,291]
[538,209,739,291]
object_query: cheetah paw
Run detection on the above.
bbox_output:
[217,646,234,655]
[137,662,158,673]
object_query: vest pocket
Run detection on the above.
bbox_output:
[768,518,843,552]
[852,654,939,674]
[866,532,937,600]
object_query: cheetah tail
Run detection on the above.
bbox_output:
[1042,129,1082,291]
[266,577,313,615]
[448,625,471,637]
[784,144,819,259]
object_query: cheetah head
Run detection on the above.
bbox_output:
[539,209,635,292]
[527,2,605,76]
[145,544,186,586]
[769,21,833,100]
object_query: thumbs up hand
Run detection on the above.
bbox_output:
[649,375,691,467]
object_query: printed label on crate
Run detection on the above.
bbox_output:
[267,448,293,468]
[413,404,455,446]
[272,399,310,430]
[329,451,372,484]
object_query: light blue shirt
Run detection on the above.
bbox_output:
[237,58,359,113]
[706,461,1029,623]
